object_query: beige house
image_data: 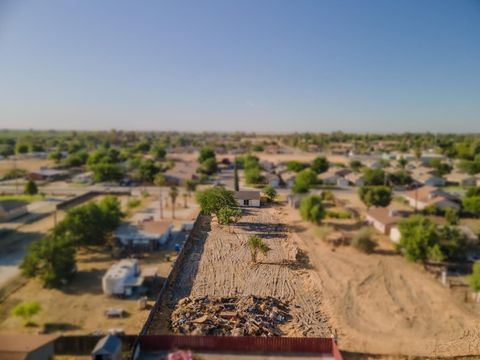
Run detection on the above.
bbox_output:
[402,186,460,211]
[445,172,478,187]
[365,207,407,236]
[345,172,364,187]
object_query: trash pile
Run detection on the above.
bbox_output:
[171,295,290,336]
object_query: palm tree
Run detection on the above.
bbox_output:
[169,186,179,219]
[247,235,270,264]
[182,191,188,208]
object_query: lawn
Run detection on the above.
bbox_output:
[0,194,44,203]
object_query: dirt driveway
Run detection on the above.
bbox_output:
[282,205,480,357]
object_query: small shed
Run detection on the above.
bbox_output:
[234,191,261,207]
[91,335,122,360]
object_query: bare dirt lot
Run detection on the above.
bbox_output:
[280,205,480,357]
[148,206,332,337]
[0,158,53,178]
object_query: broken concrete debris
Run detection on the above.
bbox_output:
[171,295,290,336]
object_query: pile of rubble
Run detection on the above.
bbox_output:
[171,295,290,336]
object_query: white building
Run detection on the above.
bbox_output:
[234,190,261,207]
[102,259,143,296]
[115,220,173,250]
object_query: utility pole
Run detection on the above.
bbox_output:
[13,156,19,195]
[159,191,164,219]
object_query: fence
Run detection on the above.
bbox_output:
[54,335,136,355]
[138,335,336,354]
[137,213,204,337]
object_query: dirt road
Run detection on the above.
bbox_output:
[282,206,480,357]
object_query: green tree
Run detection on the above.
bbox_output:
[137,159,159,183]
[437,226,467,261]
[195,186,237,217]
[263,185,277,202]
[387,171,413,186]
[24,179,38,195]
[233,159,240,191]
[186,179,198,194]
[397,215,438,262]
[16,143,29,154]
[197,157,218,176]
[198,146,216,163]
[358,186,392,209]
[351,227,377,254]
[398,157,408,169]
[217,206,241,232]
[98,196,124,230]
[469,262,480,301]
[300,195,325,224]
[462,188,480,217]
[90,163,124,182]
[311,156,329,174]
[247,235,270,264]
[154,172,167,186]
[11,301,41,326]
[362,169,386,186]
[169,186,179,219]
[21,232,76,288]
[286,160,307,173]
[429,159,452,177]
[350,160,363,172]
[292,169,317,193]
[151,145,166,160]
[444,208,459,226]
[244,166,264,185]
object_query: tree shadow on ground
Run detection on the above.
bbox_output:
[235,221,288,239]
[62,268,105,295]
[259,250,314,270]
[373,248,398,257]
[43,322,82,333]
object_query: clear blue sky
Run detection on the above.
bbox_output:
[0,0,479,133]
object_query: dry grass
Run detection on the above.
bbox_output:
[0,158,53,178]
[0,247,175,335]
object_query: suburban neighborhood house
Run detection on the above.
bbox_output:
[317,170,349,187]
[365,207,408,242]
[345,172,364,187]
[164,160,199,185]
[445,172,478,187]
[102,259,143,296]
[28,167,69,181]
[234,190,261,207]
[411,168,445,187]
[115,219,173,251]
[402,186,460,211]
[0,200,28,222]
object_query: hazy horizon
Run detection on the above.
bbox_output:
[1,0,479,133]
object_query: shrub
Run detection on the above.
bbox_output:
[299,195,325,224]
[11,301,41,326]
[314,225,334,240]
[127,198,141,209]
[351,227,377,253]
